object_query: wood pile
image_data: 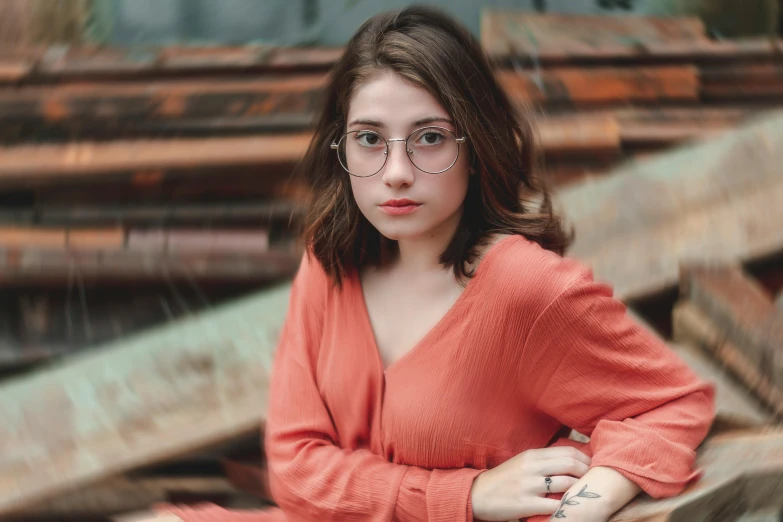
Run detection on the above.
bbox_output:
[2,10,783,521]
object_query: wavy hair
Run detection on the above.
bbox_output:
[296,6,572,284]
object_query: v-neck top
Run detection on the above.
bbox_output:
[164,235,715,522]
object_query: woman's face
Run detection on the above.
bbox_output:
[345,71,470,242]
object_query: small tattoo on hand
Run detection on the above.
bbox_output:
[550,484,601,519]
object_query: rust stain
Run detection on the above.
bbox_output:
[156,94,186,117]
[42,98,69,122]
[132,169,164,186]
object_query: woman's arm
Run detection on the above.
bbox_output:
[520,261,716,521]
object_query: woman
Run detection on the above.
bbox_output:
[145,6,715,522]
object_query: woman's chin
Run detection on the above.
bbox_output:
[372,222,431,242]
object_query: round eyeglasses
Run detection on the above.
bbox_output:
[330,126,468,178]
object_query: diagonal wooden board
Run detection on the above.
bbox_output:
[610,430,783,521]
[558,110,783,302]
[0,280,292,516]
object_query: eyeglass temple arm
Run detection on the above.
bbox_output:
[330,143,338,149]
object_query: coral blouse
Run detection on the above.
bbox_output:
[164,235,715,521]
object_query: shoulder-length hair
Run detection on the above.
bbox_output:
[297,5,571,285]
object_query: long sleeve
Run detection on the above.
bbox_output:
[264,253,482,521]
[521,262,716,499]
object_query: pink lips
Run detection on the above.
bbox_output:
[379,198,421,215]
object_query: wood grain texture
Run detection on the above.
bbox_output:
[559,110,783,302]
[610,431,783,521]
[0,281,292,515]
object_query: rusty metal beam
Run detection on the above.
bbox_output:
[559,110,783,302]
[0,278,292,515]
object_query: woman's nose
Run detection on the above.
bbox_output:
[380,140,415,187]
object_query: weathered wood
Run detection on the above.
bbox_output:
[0,278,293,515]
[559,110,783,302]
[0,0,31,48]
[673,263,783,418]
[609,431,783,521]
[673,300,783,419]
[480,11,706,59]
[536,114,620,157]
[668,342,771,428]
[0,245,300,284]
[6,475,259,520]
[0,201,299,227]
[499,66,699,106]
[0,76,326,132]
[0,134,311,188]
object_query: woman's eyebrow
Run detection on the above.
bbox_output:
[413,116,454,127]
[347,116,455,128]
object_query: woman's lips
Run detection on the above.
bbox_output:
[379,199,421,215]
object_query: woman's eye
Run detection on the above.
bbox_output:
[356,132,382,147]
[418,132,444,145]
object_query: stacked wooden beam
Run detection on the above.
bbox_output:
[673,263,783,420]
[3,11,783,520]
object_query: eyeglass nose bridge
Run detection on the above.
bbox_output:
[385,137,413,157]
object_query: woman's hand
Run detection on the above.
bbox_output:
[470,446,591,521]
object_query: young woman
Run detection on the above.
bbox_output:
[146,6,715,522]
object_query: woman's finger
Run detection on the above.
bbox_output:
[533,446,592,466]
[537,474,579,496]
[535,456,590,478]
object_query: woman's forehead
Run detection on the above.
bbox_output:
[347,72,452,128]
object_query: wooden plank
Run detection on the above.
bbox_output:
[0,245,301,284]
[0,134,311,188]
[618,122,728,149]
[558,110,783,302]
[29,45,341,83]
[480,11,706,59]
[673,300,783,419]
[674,263,783,417]
[0,201,300,227]
[609,431,783,521]
[536,114,620,157]
[668,342,771,428]
[0,0,31,48]
[6,475,256,520]
[0,75,326,127]
[0,278,293,515]
[499,66,699,106]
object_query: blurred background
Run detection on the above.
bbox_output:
[1,1,783,521]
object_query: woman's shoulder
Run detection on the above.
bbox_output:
[476,234,596,312]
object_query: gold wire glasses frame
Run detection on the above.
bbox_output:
[330,126,468,178]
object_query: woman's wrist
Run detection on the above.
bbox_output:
[551,466,641,520]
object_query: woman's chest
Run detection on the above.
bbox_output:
[315,293,545,469]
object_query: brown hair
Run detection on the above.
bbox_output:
[297,5,571,284]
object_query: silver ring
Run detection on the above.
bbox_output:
[544,476,552,495]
